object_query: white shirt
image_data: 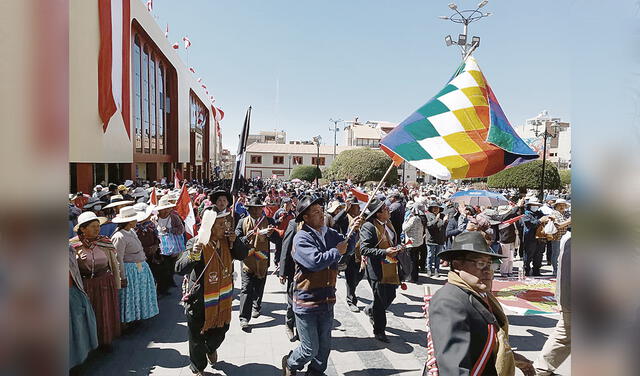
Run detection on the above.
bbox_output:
[376,219,395,244]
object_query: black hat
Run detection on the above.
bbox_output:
[83,197,103,211]
[364,197,386,221]
[295,195,324,222]
[246,196,266,207]
[210,190,233,207]
[437,231,506,261]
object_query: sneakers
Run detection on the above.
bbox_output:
[426,270,433,277]
[347,303,359,312]
[374,333,389,343]
[240,319,250,332]
[251,309,261,318]
[282,351,297,376]
[207,350,217,366]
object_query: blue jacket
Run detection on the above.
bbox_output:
[292,224,354,314]
[523,209,544,243]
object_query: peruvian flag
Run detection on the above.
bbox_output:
[189,67,195,73]
[197,77,202,83]
[150,188,158,206]
[172,42,179,49]
[174,168,183,189]
[349,187,369,203]
[201,84,207,89]
[183,36,191,49]
[98,0,131,137]
[176,184,196,237]
[146,0,152,11]
[164,23,168,38]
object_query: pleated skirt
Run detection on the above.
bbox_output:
[69,286,98,369]
[119,262,159,323]
[83,271,121,346]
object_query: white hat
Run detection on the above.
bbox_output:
[74,212,107,232]
[131,187,147,198]
[554,198,570,207]
[525,197,542,206]
[327,200,344,214]
[112,206,147,223]
[94,184,103,191]
[155,196,176,211]
[132,202,154,221]
[124,180,134,187]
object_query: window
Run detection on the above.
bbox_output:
[157,63,164,153]
[142,47,150,152]
[292,156,303,165]
[133,36,142,152]
[273,156,284,164]
[250,155,262,164]
[189,92,207,132]
[149,56,156,153]
[311,157,325,166]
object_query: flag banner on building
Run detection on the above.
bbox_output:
[183,36,191,49]
[98,0,131,137]
[379,56,537,180]
[176,184,196,237]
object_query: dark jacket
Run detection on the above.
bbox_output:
[292,224,353,314]
[175,237,249,312]
[425,212,447,245]
[235,215,282,259]
[388,201,405,238]
[522,209,544,243]
[278,220,299,280]
[429,283,502,376]
[359,221,399,281]
[487,206,522,244]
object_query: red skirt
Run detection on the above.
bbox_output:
[82,271,121,346]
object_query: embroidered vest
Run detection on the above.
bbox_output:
[373,221,400,285]
[242,216,270,278]
[293,227,338,309]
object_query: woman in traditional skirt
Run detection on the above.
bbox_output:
[69,244,98,370]
[111,206,160,327]
[69,212,122,351]
[154,196,186,295]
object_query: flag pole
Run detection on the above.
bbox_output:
[345,161,395,239]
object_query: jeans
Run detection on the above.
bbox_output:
[287,310,334,373]
[523,239,545,275]
[550,240,561,275]
[426,244,443,273]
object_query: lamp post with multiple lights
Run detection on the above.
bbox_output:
[530,119,561,201]
[312,135,322,185]
[439,1,492,59]
[329,118,342,161]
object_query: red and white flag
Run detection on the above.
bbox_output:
[146,0,152,12]
[98,0,131,137]
[150,188,158,205]
[197,77,202,83]
[183,36,191,49]
[349,187,369,203]
[189,67,195,73]
[175,184,196,237]
[201,84,207,89]
[164,23,168,38]
[172,42,179,49]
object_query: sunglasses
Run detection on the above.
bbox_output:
[464,258,500,271]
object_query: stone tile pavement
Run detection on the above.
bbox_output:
[77,258,569,376]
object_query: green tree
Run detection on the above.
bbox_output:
[487,160,561,190]
[324,148,398,184]
[559,169,571,187]
[290,165,322,182]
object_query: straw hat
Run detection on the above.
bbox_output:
[132,202,154,221]
[103,195,135,209]
[73,212,107,232]
[155,196,176,211]
[112,206,147,224]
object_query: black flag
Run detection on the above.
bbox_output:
[231,106,251,193]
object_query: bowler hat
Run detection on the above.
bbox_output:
[246,196,266,207]
[364,197,386,221]
[210,190,233,207]
[296,195,324,222]
[437,231,506,261]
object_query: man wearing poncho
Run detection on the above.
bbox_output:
[176,210,248,375]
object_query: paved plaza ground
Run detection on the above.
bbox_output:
[78,258,570,376]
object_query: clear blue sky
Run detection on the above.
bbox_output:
[150,1,594,153]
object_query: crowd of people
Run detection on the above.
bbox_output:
[68,176,571,376]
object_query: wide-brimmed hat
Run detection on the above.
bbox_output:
[131,187,147,198]
[73,212,107,232]
[83,197,104,211]
[112,206,147,224]
[210,190,233,206]
[437,231,506,261]
[132,202,154,221]
[124,180,134,187]
[525,198,543,207]
[296,195,324,221]
[554,198,570,207]
[155,196,176,211]
[327,200,345,215]
[364,197,386,221]
[103,195,135,209]
[246,196,266,207]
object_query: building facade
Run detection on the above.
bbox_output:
[69,0,223,193]
[246,130,287,145]
[220,149,236,179]
[516,111,571,169]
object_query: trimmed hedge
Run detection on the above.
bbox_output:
[487,160,561,190]
[324,148,398,184]
[290,165,322,182]
[559,169,571,187]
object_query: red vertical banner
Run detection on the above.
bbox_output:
[98,0,116,131]
[121,0,131,138]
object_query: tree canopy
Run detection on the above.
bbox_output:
[487,160,561,190]
[324,148,398,184]
[290,165,321,182]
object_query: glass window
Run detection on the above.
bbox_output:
[158,63,164,153]
[133,36,142,152]
[273,156,284,164]
[292,156,303,165]
[251,155,262,164]
[149,56,156,153]
[142,47,150,152]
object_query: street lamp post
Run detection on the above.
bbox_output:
[440,1,492,60]
[329,118,342,161]
[312,135,322,186]
[530,119,560,201]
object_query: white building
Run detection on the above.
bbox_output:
[244,143,358,179]
[246,130,287,145]
[516,110,571,169]
[343,119,436,183]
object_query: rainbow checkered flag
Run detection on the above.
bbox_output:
[380,56,538,180]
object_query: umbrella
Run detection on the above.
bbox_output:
[290,178,302,183]
[449,190,509,207]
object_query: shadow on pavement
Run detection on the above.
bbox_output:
[213,361,281,376]
[508,314,558,328]
[509,328,549,352]
[343,368,418,376]
[332,335,413,354]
